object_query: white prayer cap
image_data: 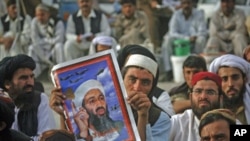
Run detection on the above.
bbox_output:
[73,79,105,108]
[124,54,158,77]
[209,54,250,83]
[89,36,117,55]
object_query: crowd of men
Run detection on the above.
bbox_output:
[0,0,250,141]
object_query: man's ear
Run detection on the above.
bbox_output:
[0,121,7,131]
[4,80,11,90]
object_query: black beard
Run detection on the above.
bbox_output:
[14,91,34,110]
[191,100,220,119]
[223,90,244,110]
[88,110,116,133]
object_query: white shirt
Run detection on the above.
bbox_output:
[169,109,200,141]
[12,93,56,141]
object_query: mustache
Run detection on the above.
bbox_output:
[23,85,33,90]
[96,106,105,113]
[198,99,210,104]
[227,88,238,93]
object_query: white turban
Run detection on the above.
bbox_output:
[89,36,117,55]
[73,79,105,108]
[125,54,158,77]
[209,54,250,83]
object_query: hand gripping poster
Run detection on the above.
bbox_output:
[51,50,140,141]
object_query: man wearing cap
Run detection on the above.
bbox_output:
[117,45,175,116]
[0,0,32,60]
[209,54,250,124]
[29,3,65,78]
[50,45,172,140]
[0,54,56,141]
[120,45,171,141]
[169,71,222,141]
[88,35,117,55]
[199,109,236,141]
[72,79,123,140]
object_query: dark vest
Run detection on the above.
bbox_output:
[72,10,102,35]
[1,14,25,33]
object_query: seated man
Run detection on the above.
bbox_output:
[29,3,65,78]
[161,0,207,81]
[203,0,247,57]
[170,71,222,141]
[169,54,207,114]
[114,0,151,48]
[209,54,250,124]
[0,0,32,60]
[0,54,56,141]
[64,0,111,61]
[199,109,236,141]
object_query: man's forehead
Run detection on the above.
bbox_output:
[218,67,243,75]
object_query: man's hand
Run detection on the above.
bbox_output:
[73,107,89,138]
[127,91,151,116]
[49,87,66,116]
[3,37,14,51]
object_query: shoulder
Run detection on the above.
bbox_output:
[171,109,193,121]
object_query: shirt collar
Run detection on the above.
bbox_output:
[77,9,96,18]
[4,15,23,22]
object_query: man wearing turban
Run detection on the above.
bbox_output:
[209,54,250,124]
[0,54,56,141]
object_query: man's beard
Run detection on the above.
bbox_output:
[14,91,34,109]
[8,84,34,101]
[191,99,220,119]
[223,87,245,109]
[88,109,116,133]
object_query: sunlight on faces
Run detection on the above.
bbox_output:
[218,67,245,100]
[83,89,107,117]
[121,3,136,19]
[183,67,205,88]
[200,120,230,141]
[191,80,220,119]
[123,67,153,96]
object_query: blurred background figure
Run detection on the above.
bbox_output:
[29,3,65,78]
[0,0,32,60]
[88,35,118,55]
[243,45,250,63]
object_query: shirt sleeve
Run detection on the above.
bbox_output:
[146,112,171,141]
[20,15,32,46]
[66,14,78,41]
[32,93,56,141]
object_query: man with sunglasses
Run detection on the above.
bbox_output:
[169,71,222,141]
